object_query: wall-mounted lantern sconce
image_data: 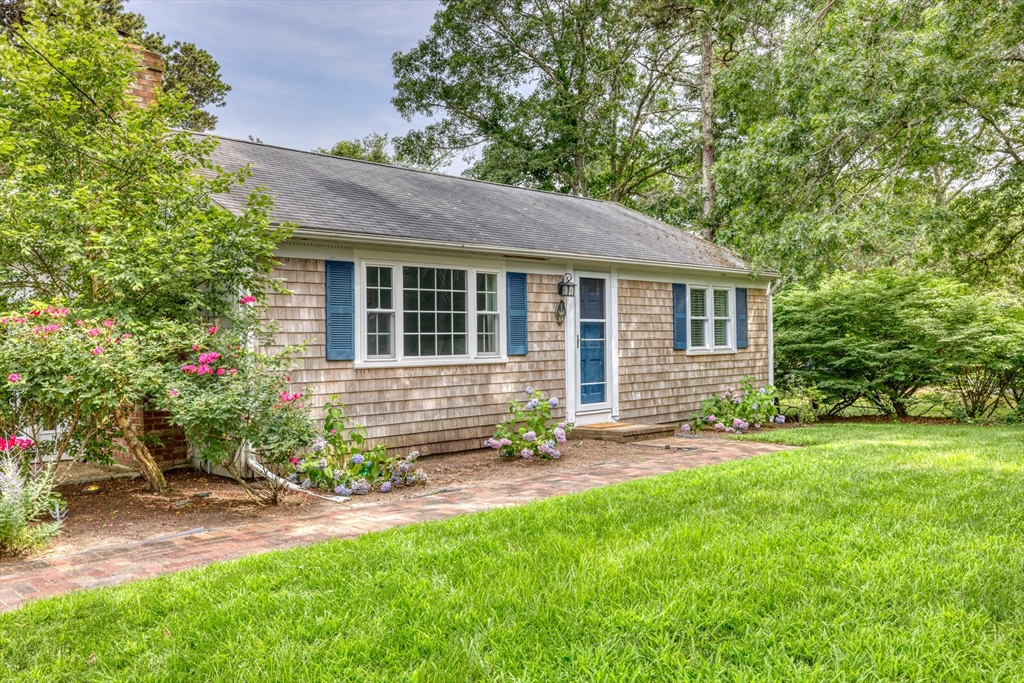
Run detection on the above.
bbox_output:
[557,273,576,298]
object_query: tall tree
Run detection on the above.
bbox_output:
[392,0,696,203]
[0,0,230,131]
[0,0,286,489]
[712,0,1024,284]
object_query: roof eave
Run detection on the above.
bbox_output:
[287,225,779,280]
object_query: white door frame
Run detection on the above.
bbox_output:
[565,268,618,425]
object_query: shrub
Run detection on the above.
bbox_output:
[159,303,318,504]
[778,383,825,423]
[291,399,426,495]
[691,378,780,431]
[487,387,568,459]
[0,306,169,484]
[775,269,1024,419]
[0,451,65,554]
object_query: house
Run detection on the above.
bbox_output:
[207,137,776,455]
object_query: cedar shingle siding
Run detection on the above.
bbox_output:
[267,260,770,455]
[618,280,769,423]
[265,258,566,456]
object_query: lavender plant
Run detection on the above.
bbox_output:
[487,387,569,460]
[0,453,64,554]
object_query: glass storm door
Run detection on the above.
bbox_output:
[578,277,607,405]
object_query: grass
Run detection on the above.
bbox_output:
[4,424,1024,681]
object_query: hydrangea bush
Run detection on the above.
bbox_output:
[691,378,781,433]
[487,387,569,459]
[291,398,426,495]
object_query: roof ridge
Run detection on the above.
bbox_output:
[198,133,617,206]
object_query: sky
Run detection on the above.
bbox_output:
[132,0,462,171]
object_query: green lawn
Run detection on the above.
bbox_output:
[4,424,1024,681]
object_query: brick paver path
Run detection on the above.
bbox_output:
[1,439,790,612]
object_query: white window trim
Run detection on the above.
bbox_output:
[687,284,737,355]
[354,257,509,368]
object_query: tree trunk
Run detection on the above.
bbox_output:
[113,408,168,493]
[700,28,716,240]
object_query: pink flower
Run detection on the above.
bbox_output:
[90,347,104,355]
[192,344,200,352]
[47,307,69,317]
[208,326,217,335]
[43,324,60,333]
[288,456,300,466]
[168,389,179,397]
[102,320,115,328]
[198,352,221,364]
[196,364,213,375]
[75,320,85,326]
[239,295,258,305]
[0,318,8,325]
[87,328,101,337]
[181,364,197,374]
[121,333,132,339]
[216,368,226,376]
[228,368,237,375]
[0,436,33,452]
[28,310,41,317]
[7,373,20,383]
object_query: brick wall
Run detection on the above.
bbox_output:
[111,406,191,470]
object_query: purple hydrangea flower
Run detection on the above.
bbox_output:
[312,436,327,452]
[351,479,370,495]
[554,427,566,444]
[523,431,537,442]
[548,397,559,408]
[759,387,767,394]
[557,422,566,430]
[776,415,786,424]
[500,438,512,447]
[380,481,392,493]
[707,415,717,424]
[351,454,365,465]
[754,423,761,429]
[681,423,691,432]
[725,427,736,433]
[525,386,533,395]
[551,450,560,459]
[334,485,352,496]
[520,448,533,459]
[714,423,726,432]
[525,399,539,411]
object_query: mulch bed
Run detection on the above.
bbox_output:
[4,436,746,565]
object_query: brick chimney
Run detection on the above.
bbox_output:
[128,46,164,107]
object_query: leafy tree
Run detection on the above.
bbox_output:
[392,0,696,203]
[317,132,397,165]
[713,0,1024,283]
[0,0,288,490]
[0,0,230,131]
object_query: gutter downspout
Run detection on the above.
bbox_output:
[246,452,350,503]
[767,280,777,386]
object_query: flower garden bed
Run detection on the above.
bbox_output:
[1,436,742,565]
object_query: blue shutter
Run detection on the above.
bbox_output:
[325,261,354,360]
[672,283,687,350]
[736,287,748,349]
[506,272,528,355]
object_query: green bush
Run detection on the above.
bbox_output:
[774,269,1024,419]
[691,378,780,431]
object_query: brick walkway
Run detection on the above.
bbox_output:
[1,439,789,612]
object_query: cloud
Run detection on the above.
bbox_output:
[132,0,463,170]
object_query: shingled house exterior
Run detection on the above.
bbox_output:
[208,137,777,456]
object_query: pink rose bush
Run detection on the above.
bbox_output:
[487,386,570,460]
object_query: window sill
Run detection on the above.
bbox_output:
[683,348,737,356]
[351,356,509,369]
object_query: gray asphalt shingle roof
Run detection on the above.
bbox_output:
[206,136,751,272]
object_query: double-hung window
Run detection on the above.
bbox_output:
[360,262,504,364]
[476,272,499,355]
[365,266,394,358]
[689,286,734,351]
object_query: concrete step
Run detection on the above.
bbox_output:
[571,422,678,443]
